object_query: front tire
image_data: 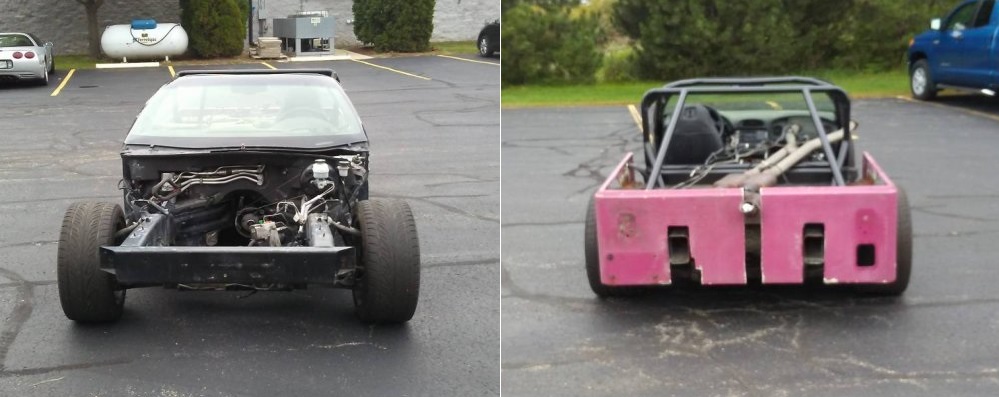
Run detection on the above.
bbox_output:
[910,60,936,100]
[478,35,494,57]
[353,198,420,324]
[858,187,912,296]
[57,202,126,323]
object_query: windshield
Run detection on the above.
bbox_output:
[0,34,34,47]
[127,75,363,145]
[661,90,840,129]
[665,91,836,113]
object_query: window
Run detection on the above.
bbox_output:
[947,2,978,31]
[974,0,996,28]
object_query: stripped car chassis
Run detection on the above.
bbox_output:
[586,77,911,295]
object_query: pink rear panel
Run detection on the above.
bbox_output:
[594,152,898,286]
[760,153,898,284]
[594,154,747,286]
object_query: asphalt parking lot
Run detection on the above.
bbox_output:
[502,98,999,396]
[0,54,499,396]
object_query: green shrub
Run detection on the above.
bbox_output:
[614,0,797,80]
[353,0,435,52]
[501,4,602,85]
[180,0,245,58]
[597,46,636,83]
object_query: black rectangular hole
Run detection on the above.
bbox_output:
[803,224,825,266]
[667,226,690,265]
[857,244,876,267]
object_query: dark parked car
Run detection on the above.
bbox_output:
[478,19,500,57]
[57,69,421,325]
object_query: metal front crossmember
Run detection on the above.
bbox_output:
[99,213,354,285]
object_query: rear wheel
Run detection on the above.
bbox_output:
[910,60,936,100]
[585,196,642,297]
[353,198,420,324]
[57,202,126,323]
[858,187,912,295]
[38,68,49,86]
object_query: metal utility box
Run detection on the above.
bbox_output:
[272,11,335,57]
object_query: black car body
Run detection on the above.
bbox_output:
[478,19,500,57]
[57,69,420,324]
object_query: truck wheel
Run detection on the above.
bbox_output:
[478,35,494,57]
[353,198,420,324]
[910,60,937,100]
[57,202,126,323]
[859,187,912,296]
[585,196,642,297]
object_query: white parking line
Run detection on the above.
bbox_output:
[260,62,277,70]
[351,59,431,81]
[436,54,499,66]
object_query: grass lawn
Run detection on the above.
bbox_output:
[502,69,911,108]
[54,54,100,70]
[432,40,478,55]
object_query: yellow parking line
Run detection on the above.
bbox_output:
[765,101,783,110]
[436,54,499,66]
[260,62,277,70]
[896,95,999,123]
[50,68,76,97]
[167,65,175,78]
[351,59,431,80]
[626,104,643,131]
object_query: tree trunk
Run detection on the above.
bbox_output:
[85,5,100,58]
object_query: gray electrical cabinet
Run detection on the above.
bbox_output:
[272,12,335,57]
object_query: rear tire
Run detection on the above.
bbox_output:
[910,60,937,100]
[858,187,912,296]
[585,196,642,297]
[353,198,420,324]
[57,202,126,323]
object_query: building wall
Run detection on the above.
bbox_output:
[0,0,499,55]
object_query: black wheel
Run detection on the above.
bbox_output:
[57,202,126,323]
[353,198,420,324]
[858,187,912,296]
[910,59,937,100]
[48,57,55,74]
[585,196,642,297]
[478,35,494,57]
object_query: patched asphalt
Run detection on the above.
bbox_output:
[501,98,999,396]
[0,54,499,396]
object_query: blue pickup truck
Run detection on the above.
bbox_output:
[908,0,998,100]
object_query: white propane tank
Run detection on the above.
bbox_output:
[101,20,189,61]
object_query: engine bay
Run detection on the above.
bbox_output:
[119,150,369,249]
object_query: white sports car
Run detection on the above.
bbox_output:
[0,32,54,85]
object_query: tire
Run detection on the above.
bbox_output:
[58,202,126,323]
[353,198,420,324]
[858,187,912,296]
[910,59,937,100]
[37,68,49,86]
[48,57,55,74]
[478,35,494,57]
[585,196,642,297]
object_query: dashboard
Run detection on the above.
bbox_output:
[720,110,839,149]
